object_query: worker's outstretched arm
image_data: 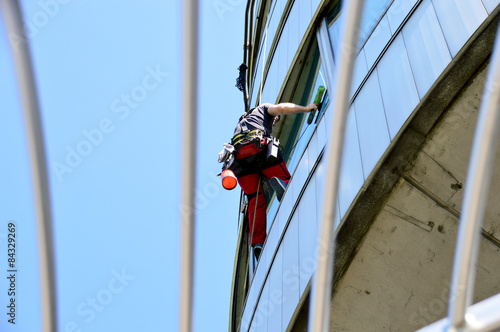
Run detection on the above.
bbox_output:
[268,103,317,116]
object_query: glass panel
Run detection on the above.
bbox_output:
[307,128,319,169]
[251,51,263,106]
[358,0,392,49]
[287,1,300,68]
[299,0,312,44]
[377,34,419,139]
[292,152,308,202]
[260,81,271,104]
[402,0,452,98]
[281,213,299,331]
[241,306,252,332]
[312,0,322,13]
[266,59,279,103]
[386,0,418,33]
[264,215,280,269]
[350,49,368,99]
[253,282,270,332]
[267,197,280,232]
[278,180,294,234]
[354,70,391,179]
[286,62,326,174]
[242,280,257,332]
[252,247,267,305]
[298,179,318,295]
[267,246,283,332]
[314,157,341,230]
[482,0,500,13]
[328,11,343,64]
[338,106,364,218]
[266,2,279,56]
[277,23,289,88]
[364,15,392,69]
[432,0,487,57]
[316,114,327,149]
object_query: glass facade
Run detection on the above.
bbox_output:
[234,0,500,331]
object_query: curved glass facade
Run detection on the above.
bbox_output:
[233,0,500,331]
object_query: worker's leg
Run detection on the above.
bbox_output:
[262,160,291,184]
[237,173,267,245]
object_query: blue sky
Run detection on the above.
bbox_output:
[0,1,244,331]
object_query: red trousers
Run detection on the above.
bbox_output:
[236,144,291,246]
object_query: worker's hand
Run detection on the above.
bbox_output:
[273,115,281,126]
[307,103,318,113]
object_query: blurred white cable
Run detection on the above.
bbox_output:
[447,21,500,332]
[309,1,365,332]
[0,1,57,331]
[179,0,198,331]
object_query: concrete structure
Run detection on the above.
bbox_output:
[230,0,500,331]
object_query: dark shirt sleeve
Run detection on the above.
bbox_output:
[260,103,274,127]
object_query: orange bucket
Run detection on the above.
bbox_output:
[221,169,237,190]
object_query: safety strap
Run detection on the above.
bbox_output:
[231,129,265,146]
[241,120,249,133]
[249,176,261,248]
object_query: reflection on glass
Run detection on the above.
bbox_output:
[402,0,451,97]
[299,0,313,41]
[328,0,392,58]
[350,49,368,99]
[338,106,364,218]
[266,197,280,233]
[287,1,300,69]
[377,34,419,139]
[297,179,318,295]
[364,15,392,69]
[358,0,392,48]
[432,0,486,57]
[354,71,391,179]
[482,0,500,13]
[267,247,283,332]
[281,213,299,329]
[287,62,326,174]
[386,0,418,33]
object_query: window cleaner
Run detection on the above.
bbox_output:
[218,102,318,260]
[307,85,326,124]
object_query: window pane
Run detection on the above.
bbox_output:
[267,247,283,332]
[350,49,368,98]
[354,70,391,179]
[432,0,487,57]
[298,178,318,295]
[358,0,392,48]
[386,0,418,32]
[364,14,392,69]
[482,0,500,13]
[281,213,299,330]
[377,34,419,139]
[338,106,364,218]
[251,282,269,332]
[402,0,451,97]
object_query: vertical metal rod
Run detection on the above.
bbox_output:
[179,0,198,331]
[309,1,364,332]
[0,1,57,331]
[447,23,500,331]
